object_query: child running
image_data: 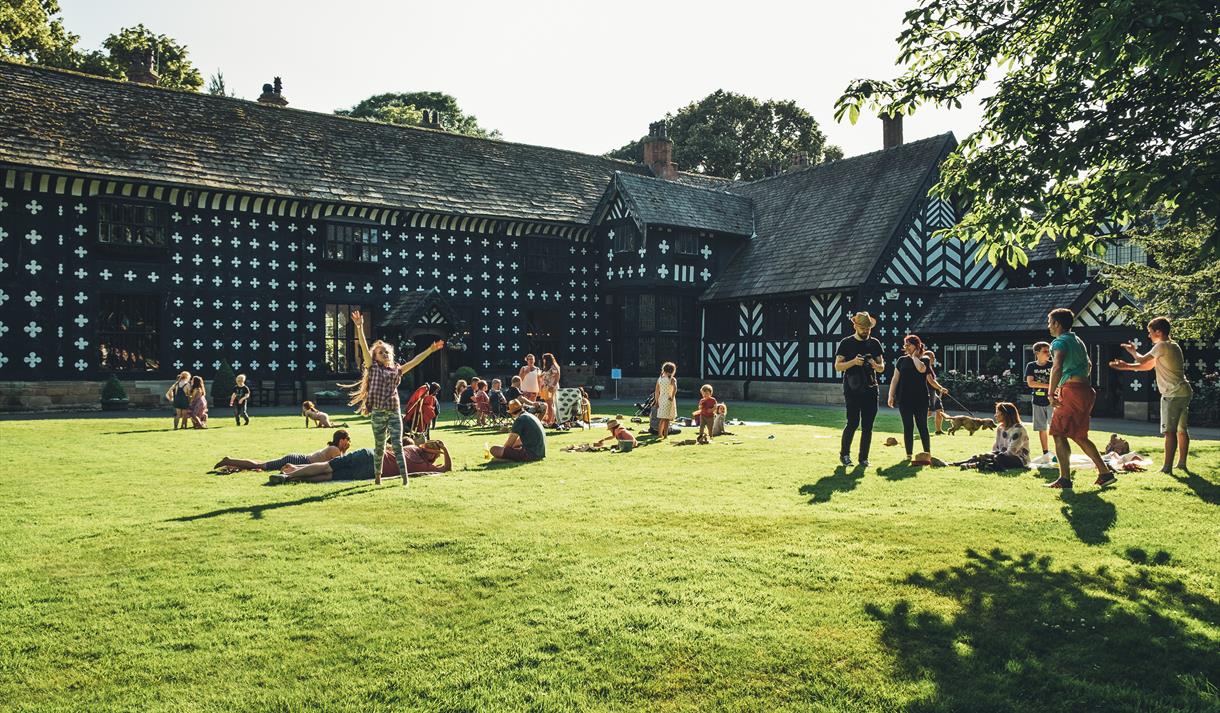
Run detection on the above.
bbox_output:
[230,373,251,426]
[345,310,443,486]
[166,371,192,430]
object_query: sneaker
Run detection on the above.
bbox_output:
[268,473,286,485]
[1044,477,1073,489]
[859,459,870,467]
[1095,472,1118,488]
[839,454,853,466]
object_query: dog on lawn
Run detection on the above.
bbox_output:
[946,415,996,435]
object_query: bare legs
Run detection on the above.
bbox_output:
[278,462,335,483]
[213,457,264,470]
[1053,434,1110,481]
[1037,429,1049,454]
[1165,431,1190,470]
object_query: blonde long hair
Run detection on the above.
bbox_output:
[340,339,395,415]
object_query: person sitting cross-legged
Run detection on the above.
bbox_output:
[489,399,547,462]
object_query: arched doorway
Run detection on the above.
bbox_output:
[381,288,464,391]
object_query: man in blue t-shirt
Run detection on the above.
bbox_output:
[1024,341,1054,456]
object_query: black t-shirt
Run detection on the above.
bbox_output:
[459,387,475,405]
[836,336,883,392]
[895,355,933,406]
[503,386,522,404]
[1025,360,1052,406]
[231,385,250,402]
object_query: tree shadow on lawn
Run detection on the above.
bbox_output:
[1057,489,1118,545]
[1169,468,1220,505]
[167,484,372,522]
[799,465,866,503]
[866,548,1220,713]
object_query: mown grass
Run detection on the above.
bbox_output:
[1,403,1217,712]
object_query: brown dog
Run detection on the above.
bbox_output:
[947,415,996,435]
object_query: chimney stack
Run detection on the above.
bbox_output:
[421,109,443,130]
[127,49,158,86]
[786,152,809,172]
[882,113,903,149]
[642,121,677,180]
[258,77,288,106]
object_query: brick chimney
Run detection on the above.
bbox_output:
[643,121,677,180]
[258,77,288,106]
[786,152,809,172]
[127,49,158,86]
[882,113,903,149]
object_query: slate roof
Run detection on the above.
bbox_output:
[0,61,652,224]
[609,172,754,236]
[700,134,955,301]
[912,283,1095,333]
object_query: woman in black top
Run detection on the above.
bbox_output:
[888,334,949,461]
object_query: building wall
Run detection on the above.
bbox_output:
[0,168,604,391]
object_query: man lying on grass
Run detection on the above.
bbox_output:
[269,439,451,484]
[213,430,351,472]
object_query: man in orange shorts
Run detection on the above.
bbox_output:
[1044,308,1117,489]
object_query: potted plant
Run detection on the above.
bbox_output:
[100,374,129,411]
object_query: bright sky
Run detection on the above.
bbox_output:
[58,0,986,160]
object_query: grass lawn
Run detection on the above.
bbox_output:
[1,402,1217,712]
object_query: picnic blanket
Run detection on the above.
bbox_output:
[1028,451,1154,471]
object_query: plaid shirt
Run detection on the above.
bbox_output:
[366,362,402,412]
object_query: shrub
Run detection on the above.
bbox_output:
[454,366,478,384]
[212,361,235,400]
[100,375,127,401]
[938,369,1023,410]
[1193,372,1220,425]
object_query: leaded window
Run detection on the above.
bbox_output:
[97,200,168,248]
[324,304,372,374]
[675,232,698,255]
[98,294,160,371]
[325,223,380,263]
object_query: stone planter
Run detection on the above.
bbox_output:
[100,398,130,411]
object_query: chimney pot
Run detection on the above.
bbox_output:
[882,113,903,149]
[643,120,677,180]
[258,78,289,106]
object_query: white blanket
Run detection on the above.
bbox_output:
[1028,451,1154,470]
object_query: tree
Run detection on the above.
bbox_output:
[0,0,108,73]
[336,92,501,138]
[835,0,1220,267]
[102,24,203,91]
[605,90,841,180]
[206,70,235,97]
[1099,219,1220,339]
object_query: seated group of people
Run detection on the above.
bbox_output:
[454,375,554,427]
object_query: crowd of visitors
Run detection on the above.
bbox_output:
[183,305,1192,492]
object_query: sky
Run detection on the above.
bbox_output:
[58,0,987,160]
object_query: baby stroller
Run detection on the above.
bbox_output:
[634,391,681,436]
[403,385,431,439]
[633,392,655,417]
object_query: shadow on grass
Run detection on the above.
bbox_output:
[103,428,180,435]
[1057,489,1118,544]
[866,548,1220,712]
[799,465,865,504]
[1169,468,1220,505]
[168,484,371,522]
[877,462,923,481]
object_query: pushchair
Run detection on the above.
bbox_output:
[633,391,681,436]
[403,385,432,439]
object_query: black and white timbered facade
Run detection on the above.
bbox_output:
[1,61,1215,417]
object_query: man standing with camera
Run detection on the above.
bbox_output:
[835,311,886,467]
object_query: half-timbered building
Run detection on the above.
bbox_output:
[0,61,1214,418]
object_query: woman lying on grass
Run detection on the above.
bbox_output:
[212,430,351,472]
[269,438,451,484]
